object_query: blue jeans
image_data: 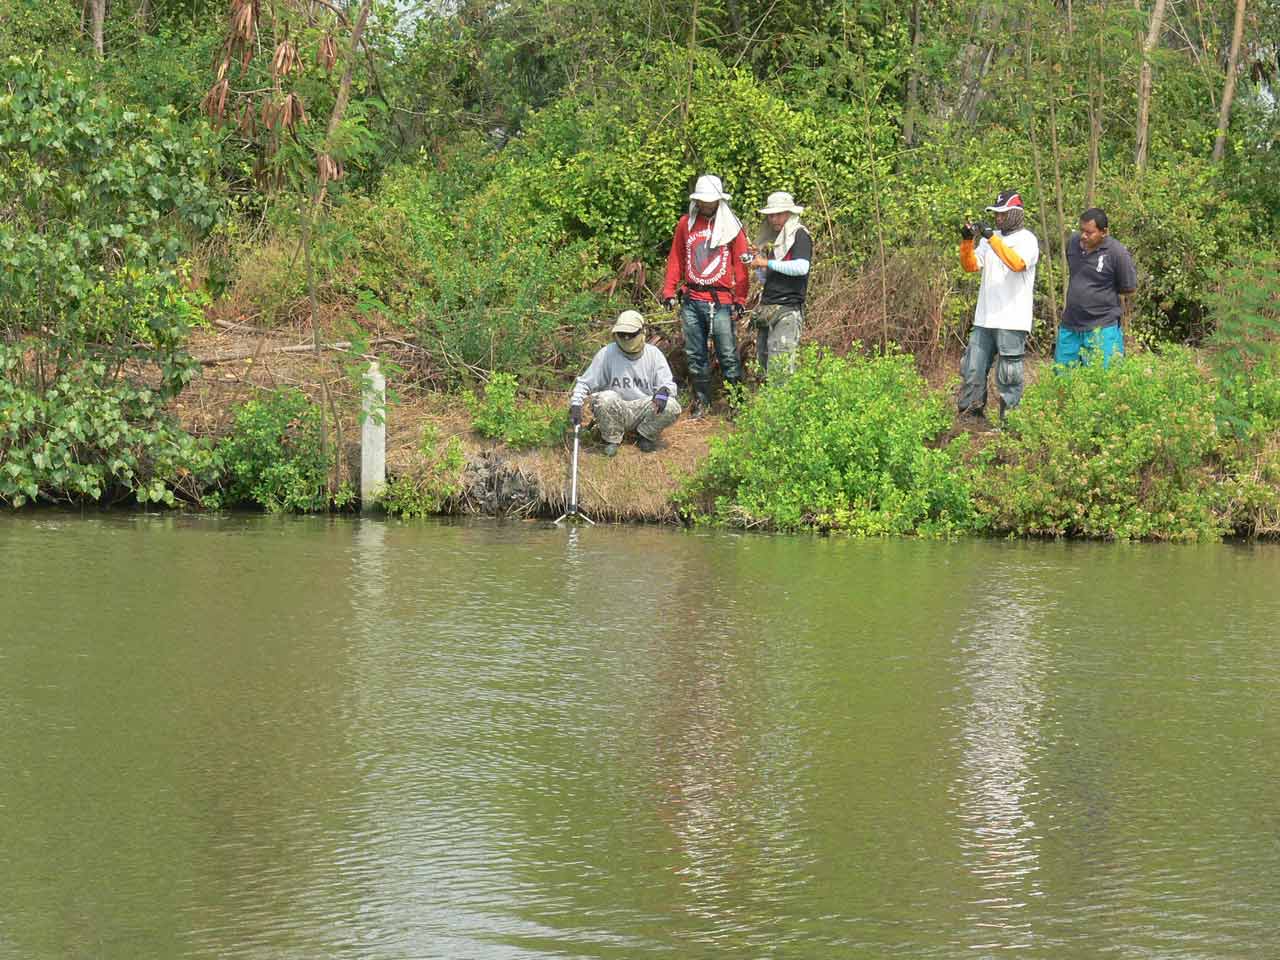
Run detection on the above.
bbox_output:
[681,298,742,383]
[1055,324,1123,367]
[957,326,1027,414]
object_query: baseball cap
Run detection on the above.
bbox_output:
[985,190,1024,212]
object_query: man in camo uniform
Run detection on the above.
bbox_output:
[569,311,681,456]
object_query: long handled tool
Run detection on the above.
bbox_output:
[554,423,594,524]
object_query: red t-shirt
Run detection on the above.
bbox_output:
[660,214,748,306]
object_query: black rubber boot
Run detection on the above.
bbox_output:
[689,378,712,420]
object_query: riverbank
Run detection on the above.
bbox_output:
[181,320,729,522]
[178,320,1011,525]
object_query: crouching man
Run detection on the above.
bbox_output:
[569,311,682,457]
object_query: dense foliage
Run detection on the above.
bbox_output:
[3,0,1279,531]
[215,389,349,512]
[682,348,974,534]
[973,352,1229,541]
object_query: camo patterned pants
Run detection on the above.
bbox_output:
[590,390,682,443]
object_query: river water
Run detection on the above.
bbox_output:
[1,514,1277,959]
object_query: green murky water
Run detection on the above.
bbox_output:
[2,514,1277,959]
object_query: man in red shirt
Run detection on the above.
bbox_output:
[660,174,749,418]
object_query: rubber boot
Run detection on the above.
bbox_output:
[689,378,712,420]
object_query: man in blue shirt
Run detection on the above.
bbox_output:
[1057,208,1138,368]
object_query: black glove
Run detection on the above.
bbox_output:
[569,403,582,426]
[652,388,669,414]
[663,297,677,309]
[960,223,975,240]
[976,221,994,239]
[731,303,745,321]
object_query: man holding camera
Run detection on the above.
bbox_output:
[660,174,749,419]
[957,189,1041,423]
[568,311,681,457]
[748,191,811,380]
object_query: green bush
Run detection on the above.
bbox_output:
[217,389,346,512]
[680,347,974,534]
[466,373,566,448]
[0,347,219,508]
[382,425,467,518]
[972,349,1227,541]
[1099,160,1253,344]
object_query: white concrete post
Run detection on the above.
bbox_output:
[361,360,386,510]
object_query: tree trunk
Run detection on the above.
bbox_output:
[903,0,923,147]
[1048,85,1069,303]
[1085,1,1106,206]
[1024,23,1060,322]
[91,0,105,59]
[1134,0,1168,172]
[1212,0,1248,161]
[307,0,375,493]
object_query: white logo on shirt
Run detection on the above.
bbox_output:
[1096,254,1106,272]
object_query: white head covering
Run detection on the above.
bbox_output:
[755,191,807,261]
[687,174,742,250]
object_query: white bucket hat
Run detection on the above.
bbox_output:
[759,191,804,215]
[689,174,731,203]
[610,310,645,334]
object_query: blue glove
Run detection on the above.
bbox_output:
[652,388,669,413]
[569,403,582,426]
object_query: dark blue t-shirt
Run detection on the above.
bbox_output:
[1062,234,1138,331]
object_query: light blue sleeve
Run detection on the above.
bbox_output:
[768,258,810,277]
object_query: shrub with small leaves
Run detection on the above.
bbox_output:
[466,373,566,448]
[217,389,338,512]
[382,425,467,518]
[972,349,1227,541]
[681,347,974,534]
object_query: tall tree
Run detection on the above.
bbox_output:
[1212,0,1248,161]
[90,0,106,58]
[1134,0,1168,172]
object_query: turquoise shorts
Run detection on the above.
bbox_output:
[1055,324,1123,367]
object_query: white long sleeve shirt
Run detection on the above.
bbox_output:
[571,343,677,406]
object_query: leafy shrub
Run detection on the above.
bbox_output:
[972,349,1227,541]
[681,347,974,534]
[217,389,344,512]
[1204,248,1280,434]
[1099,160,1253,344]
[0,347,219,508]
[466,373,567,448]
[382,425,467,518]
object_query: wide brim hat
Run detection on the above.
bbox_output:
[985,190,1024,213]
[611,310,645,335]
[689,174,730,203]
[759,191,804,215]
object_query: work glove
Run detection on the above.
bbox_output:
[663,297,677,309]
[652,387,670,414]
[960,223,975,240]
[976,221,994,240]
[569,403,582,426]
[732,303,745,321]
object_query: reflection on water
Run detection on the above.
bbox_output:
[1,517,1279,960]
[952,571,1047,954]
